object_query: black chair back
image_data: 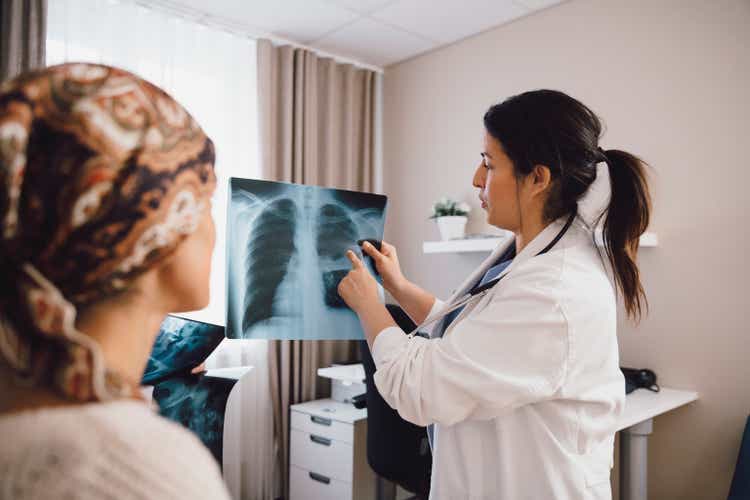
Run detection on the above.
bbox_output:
[728,415,750,499]
[359,304,431,497]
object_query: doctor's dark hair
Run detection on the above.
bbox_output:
[483,90,651,321]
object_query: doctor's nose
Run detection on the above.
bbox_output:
[472,162,485,188]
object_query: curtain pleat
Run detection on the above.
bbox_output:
[256,38,379,499]
[0,0,47,82]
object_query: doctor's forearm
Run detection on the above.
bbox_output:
[388,279,436,325]
[359,304,398,349]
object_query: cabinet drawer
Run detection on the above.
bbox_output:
[290,429,353,482]
[289,465,352,500]
[290,409,355,443]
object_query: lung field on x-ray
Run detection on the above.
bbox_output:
[317,203,360,309]
[242,198,299,332]
[227,179,387,340]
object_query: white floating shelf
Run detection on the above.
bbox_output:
[423,232,658,254]
[423,235,512,254]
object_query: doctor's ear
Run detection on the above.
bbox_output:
[527,164,552,197]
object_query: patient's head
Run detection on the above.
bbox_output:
[0,63,216,402]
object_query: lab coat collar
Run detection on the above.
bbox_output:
[498,215,574,280]
[445,215,579,305]
[435,215,583,339]
[444,234,515,305]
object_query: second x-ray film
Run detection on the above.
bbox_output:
[226,178,387,340]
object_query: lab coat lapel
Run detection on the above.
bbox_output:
[429,235,514,338]
[440,216,572,337]
[446,235,515,304]
[447,216,569,303]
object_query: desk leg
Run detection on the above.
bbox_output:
[620,418,653,500]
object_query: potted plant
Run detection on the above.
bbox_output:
[430,197,471,240]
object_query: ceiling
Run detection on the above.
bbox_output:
[155,0,565,69]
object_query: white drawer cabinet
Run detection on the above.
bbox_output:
[290,407,356,444]
[289,399,375,500]
[290,465,353,500]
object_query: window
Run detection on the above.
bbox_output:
[47,0,260,325]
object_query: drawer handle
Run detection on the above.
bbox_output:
[310,415,332,426]
[310,434,331,446]
[309,472,331,485]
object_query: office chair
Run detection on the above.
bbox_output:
[358,304,432,499]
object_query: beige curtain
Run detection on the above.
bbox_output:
[256,38,379,498]
[0,0,46,81]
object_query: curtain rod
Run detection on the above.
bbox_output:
[129,0,385,74]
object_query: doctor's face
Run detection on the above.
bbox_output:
[473,131,521,231]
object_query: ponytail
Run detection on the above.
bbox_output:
[598,149,651,321]
[483,90,652,322]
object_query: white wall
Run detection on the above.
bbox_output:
[382,0,750,498]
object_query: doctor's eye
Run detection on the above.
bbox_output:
[480,153,493,171]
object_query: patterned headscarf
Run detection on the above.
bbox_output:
[0,63,216,401]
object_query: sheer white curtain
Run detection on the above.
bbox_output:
[47,0,257,326]
[47,2,274,499]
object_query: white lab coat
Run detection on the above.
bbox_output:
[372,216,625,500]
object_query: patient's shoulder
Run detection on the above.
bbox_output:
[0,400,229,500]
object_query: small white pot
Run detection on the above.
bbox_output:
[435,215,468,241]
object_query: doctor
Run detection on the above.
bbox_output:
[338,89,652,499]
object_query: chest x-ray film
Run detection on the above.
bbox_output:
[226,178,387,340]
[141,315,225,385]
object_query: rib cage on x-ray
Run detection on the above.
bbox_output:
[227,179,387,340]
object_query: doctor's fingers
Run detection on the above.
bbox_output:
[362,241,387,262]
[338,270,367,298]
[337,278,353,305]
[346,250,365,269]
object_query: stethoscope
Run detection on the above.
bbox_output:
[406,212,577,339]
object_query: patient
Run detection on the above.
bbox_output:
[0,63,230,500]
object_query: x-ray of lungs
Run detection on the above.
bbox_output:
[226,178,388,340]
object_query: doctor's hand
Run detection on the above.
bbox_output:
[361,240,406,294]
[338,250,381,315]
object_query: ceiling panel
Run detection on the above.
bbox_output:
[312,17,436,67]
[514,0,564,9]
[169,0,358,43]
[370,0,529,44]
[321,0,398,15]
[150,0,568,68]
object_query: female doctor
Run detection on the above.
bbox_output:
[338,89,651,500]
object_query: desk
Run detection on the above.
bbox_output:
[617,387,699,500]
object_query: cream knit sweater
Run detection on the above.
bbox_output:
[0,400,231,500]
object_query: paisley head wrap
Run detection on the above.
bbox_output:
[0,63,216,401]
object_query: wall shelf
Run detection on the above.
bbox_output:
[423,231,658,254]
[423,234,512,254]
